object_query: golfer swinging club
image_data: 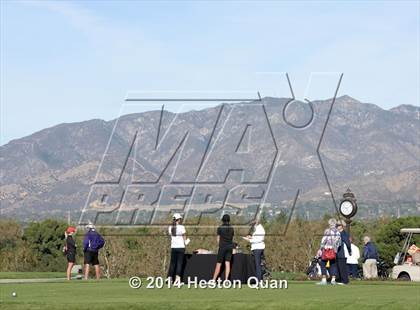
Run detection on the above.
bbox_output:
[83,222,105,280]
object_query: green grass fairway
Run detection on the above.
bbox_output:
[1,278,419,310]
[0,272,64,279]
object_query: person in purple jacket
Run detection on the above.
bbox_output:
[83,222,105,280]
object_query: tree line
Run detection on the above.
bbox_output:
[1,216,419,277]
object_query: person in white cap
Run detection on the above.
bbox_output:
[167,213,187,284]
[83,222,105,280]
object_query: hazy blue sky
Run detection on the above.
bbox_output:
[1,1,419,145]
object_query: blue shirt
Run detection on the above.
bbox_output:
[363,242,379,261]
[337,230,351,258]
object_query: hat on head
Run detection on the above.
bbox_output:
[86,222,95,230]
[66,226,76,234]
[173,213,183,220]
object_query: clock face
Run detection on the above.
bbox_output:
[340,200,354,216]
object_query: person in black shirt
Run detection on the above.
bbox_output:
[64,226,77,280]
[212,214,234,281]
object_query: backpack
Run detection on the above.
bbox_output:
[322,248,336,260]
[88,232,105,251]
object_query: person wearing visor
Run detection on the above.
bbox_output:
[167,213,187,284]
[64,226,77,280]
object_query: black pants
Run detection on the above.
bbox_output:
[337,258,349,284]
[168,248,185,279]
[252,249,264,281]
[347,264,359,278]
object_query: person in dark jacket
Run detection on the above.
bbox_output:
[362,236,378,279]
[336,221,351,284]
[83,222,105,280]
[64,226,77,280]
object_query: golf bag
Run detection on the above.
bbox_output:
[306,257,320,279]
[377,260,390,279]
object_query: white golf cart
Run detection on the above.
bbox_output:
[391,228,420,281]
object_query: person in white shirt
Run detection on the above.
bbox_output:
[346,237,360,278]
[167,213,187,283]
[244,219,265,281]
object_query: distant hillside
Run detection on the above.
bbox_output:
[0,96,419,221]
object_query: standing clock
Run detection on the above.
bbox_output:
[339,189,358,233]
[339,199,357,218]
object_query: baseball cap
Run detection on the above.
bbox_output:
[86,222,95,230]
[66,226,76,234]
[173,213,183,220]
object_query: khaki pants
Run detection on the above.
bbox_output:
[363,259,378,279]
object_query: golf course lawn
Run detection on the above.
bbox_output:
[0,272,64,279]
[1,277,419,310]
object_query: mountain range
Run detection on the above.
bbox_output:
[1,95,419,221]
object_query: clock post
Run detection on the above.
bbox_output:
[339,188,358,235]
